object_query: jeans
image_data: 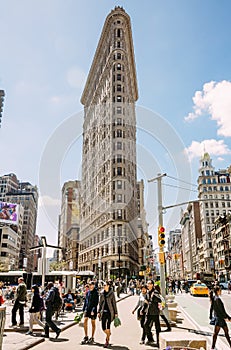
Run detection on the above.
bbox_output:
[44,304,60,336]
[11,299,25,325]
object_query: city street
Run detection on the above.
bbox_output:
[3,291,231,349]
[2,291,223,350]
[175,291,231,350]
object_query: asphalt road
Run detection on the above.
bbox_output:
[175,290,231,350]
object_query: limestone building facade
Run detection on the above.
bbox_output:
[198,153,231,273]
[78,7,140,279]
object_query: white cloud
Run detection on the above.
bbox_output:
[185,80,231,137]
[66,67,86,89]
[185,139,231,161]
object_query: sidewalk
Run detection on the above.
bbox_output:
[2,292,131,350]
[2,292,207,350]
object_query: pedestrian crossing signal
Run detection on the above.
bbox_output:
[158,226,165,247]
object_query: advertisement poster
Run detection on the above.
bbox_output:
[0,201,18,225]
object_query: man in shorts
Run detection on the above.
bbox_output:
[81,281,99,344]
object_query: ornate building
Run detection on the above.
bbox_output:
[78,7,140,279]
[198,152,231,273]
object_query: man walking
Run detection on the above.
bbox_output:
[142,280,161,347]
[81,281,99,344]
[11,277,27,327]
[41,282,61,339]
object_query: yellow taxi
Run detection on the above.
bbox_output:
[190,281,209,297]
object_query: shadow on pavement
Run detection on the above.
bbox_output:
[49,337,69,343]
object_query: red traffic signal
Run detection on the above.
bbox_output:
[158,226,165,247]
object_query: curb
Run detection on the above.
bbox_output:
[20,338,45,350]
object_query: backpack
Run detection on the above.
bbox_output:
[52,287,62,311]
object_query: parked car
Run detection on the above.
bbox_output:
[219,282,228,290]
[190,282,209,297]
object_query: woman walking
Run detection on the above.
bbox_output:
[26,285,45,335]
[98,281,118,348]
[209,286,231,349]
[132,284,147,344]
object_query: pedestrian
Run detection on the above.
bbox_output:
[209,286,231,349]
[115,279,121,298]
[154,284,171,332]
[132,284,148,344]
[98,281,118,348]
[171,279,176,294]
[228,281,231,295]
[81,281,99,345]
[0,281,5,305]
[63,289,76,311]
[11,277,27,327]
[142,279,161,347]
[178,280,182,293]
[26,285,45,335]
[41,282,61,339]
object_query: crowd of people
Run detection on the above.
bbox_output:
[1,276,231,348]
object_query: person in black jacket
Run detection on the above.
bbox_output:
[41,282,61,339]
[210,286,231,349]
[81,281,99,345]
[26,285,45,335]
[142,280,161,347]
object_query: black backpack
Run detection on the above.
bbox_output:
[52,287,62,311]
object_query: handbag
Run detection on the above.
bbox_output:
[210,316,216,325]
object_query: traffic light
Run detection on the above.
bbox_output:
[158,226,165,247]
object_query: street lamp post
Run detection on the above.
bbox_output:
[148,173,167,297]
[30,236,62,289]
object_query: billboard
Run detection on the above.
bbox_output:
[0,201,19,225]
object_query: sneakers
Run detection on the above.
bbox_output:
[88,337,95,344]
[9,324,17,328]
[139,340,145,344]
[81,336,89,345]
[26,331,33,335]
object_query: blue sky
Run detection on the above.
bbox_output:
[1,0,231,251]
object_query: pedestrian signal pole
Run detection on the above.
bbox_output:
[148,173,167,297]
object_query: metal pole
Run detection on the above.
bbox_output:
[157,173,167,297]
[42,247,46,289]
[118,245,121,280]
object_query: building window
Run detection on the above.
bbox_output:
[117,63,121,70]
[117,167,122,176]
[117,142,122,150]
[117,180,122,189]
[117,74,121,81]
[117,84,122,92]
[117,129,122,137]
[117,106,122,113]
[117,155,122,163]
[117,95,122,102]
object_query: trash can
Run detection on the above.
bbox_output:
[0,306,6,350]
